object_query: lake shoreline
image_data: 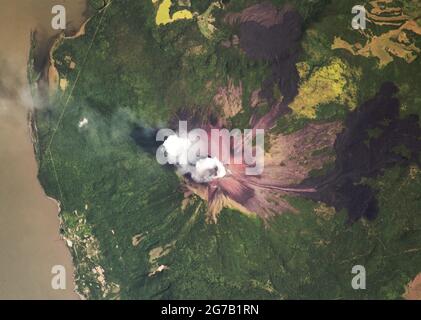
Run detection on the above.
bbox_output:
[29,2,109,300]
[0,0,88,299]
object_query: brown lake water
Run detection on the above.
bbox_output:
[0,0,87,299]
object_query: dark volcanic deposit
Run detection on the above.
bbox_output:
[301,82,421,223]
[226,2,302,125]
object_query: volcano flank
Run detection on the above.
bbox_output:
[132,4,421,225]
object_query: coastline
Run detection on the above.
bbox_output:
[29,3,110,300]
[47,1,111,91]
[28,38,82,302]
[30,122,84,300]
[0,2,87,299]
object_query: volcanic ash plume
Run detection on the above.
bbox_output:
[159,134,227,183]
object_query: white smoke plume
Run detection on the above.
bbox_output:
[0,62,35,115]
[161,134,227,184]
